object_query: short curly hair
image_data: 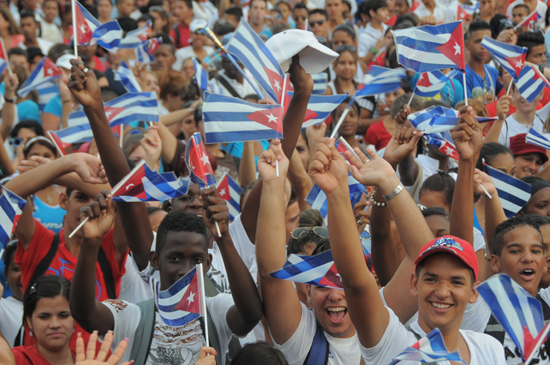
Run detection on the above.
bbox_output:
[156,211,208,254]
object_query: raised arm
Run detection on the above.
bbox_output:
[69,192,116,336]
[68,59,154,271]
[201,188,262,335]
[483,95,510,144]
[239,141,257,188]
[0,72,18,141]
[256,140,303,344]
[287,146,313,211]
[394,106,420,186]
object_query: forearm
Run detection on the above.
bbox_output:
[160,108,194,127]
[0,330,14,365]
[450,159,476,244]
[281,91,311,159]
[239,142,257,188]
[0,101,14,141]
[537,163,550,183]
[287,150,313,209]
[60,99,72,129]
[158,123,178,166]
[483,119,504,144]
[397,155,419,186]
[0,134,14,176]
[55,172,111,197]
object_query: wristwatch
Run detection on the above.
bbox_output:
[383,182,404,202]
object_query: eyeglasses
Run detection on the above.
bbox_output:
[335,44,357,53]
[291,226,329,240]
[309,19,325,27]
[294,16,307,21]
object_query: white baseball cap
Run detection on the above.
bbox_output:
[265,30,338,74]
[190,19,208,33]
[56,54,77,71]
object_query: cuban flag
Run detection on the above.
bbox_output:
[283,91,347,128]
[74,2,122,51]
[202,92,283,143]
[185,132,216,187]
[51,92,159,144]
[415,70,459,98]
[484,163,531,218]
[335,137,361,165]
[426,134,460,160]
[150,265,205,327]
[457,3,478,20]
[481,37,527,81]
[216,172,242,222]
[119,20,151,49]
[111,160,189,202]
[408,106,457,132]
[36,81,59,111]
[312,72,328,94]
[227,20,285,103]
[47,131,69,156]
[392,21,465,73]
[526,128,550,150]
[193,58,218,94]
[0,186,25,248]
[135,38,160,64]
[389,328,466,365]
[516,65,550,103]
[306,173,365,220]
[355,66,407,98]
[114,60,142,93]
[477,274,548,361]
[517,10,542,29]
[18,57,62,97]
[0,38,9,76]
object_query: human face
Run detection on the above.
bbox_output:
[334,51,356,80]
[0,13,9,33]
[412,254,477,333]
[149,210,167,232]
[309,13,328,37]
[150,10,167,33]
[467,29,491,62]
[26,144,56,160]
[20,16,38,40]
[190,31,206,49]
[6,258,23,301]
[285,201,300,242]
[331,30,353,50]
[538,224,550,290]
[491,225,545,296]
[296,133,310,170]
[512,6,528,24]
[513,86,543,114]
[97,0,113,19]
[276,3,291,22]
[418,190,450,214]
[222,56,239,79]
[249,0,267,26]
[172,0,192,23]
[383,88,405,111]
[16,128,37,145]
[527,45,547,65]
[153,44,175,71]
[372,7,389,23]
[306,284,355,338]
[144,72,159,93]
[60,190,94,233]
[394,0,409,15]
[522,187,550,216]
[325,0,343,20]
[293,8,308,30]
[128,144,146,165]
[43,0,58,23]
[335,102,358,137]
[514,153,544,178]
[182,58,194,79]
[488,152,515,176]
[479,0,495,17]
[170,184,203,215]
[150,230,211,290]
[424,215,450,238]
[117,0,135,17]
[27,296,74,352]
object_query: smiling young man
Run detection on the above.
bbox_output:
[509,133,547,179]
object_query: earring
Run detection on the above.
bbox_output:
[29,330,33,337]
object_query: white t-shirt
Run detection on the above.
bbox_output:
[414,154,458,188]
[37,18,62,44]
[228,213,258,283]
[358,23,388,58]
[104,294,237,364]
[273,302,362,365]
[173,46,215,72]
[506,0,547,28]
[118,252,153,303]
[498,113,549,147]
[362,307,506,364]
[0,296,23,347]
[414,1,453,23]
[209,70,260,99]
[17,37,54,56]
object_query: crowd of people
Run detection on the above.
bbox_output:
[0,0,547,363]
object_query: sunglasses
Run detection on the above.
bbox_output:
[291,226,329,240]
[309,19,325,27]
[294,16,307,21]
[336,44,357,53]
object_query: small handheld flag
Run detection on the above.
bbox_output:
[355,66,408,98]
[47,131,68,156]
[0,186,26,248]
[481,37,527,81]
[216,173,242,222]
[414,70,459,98]
[526,128,550,150]
[73,2,122,51]
[185,133,217,187]
[193,58,214,94]
[457,3,478,20]
[18,57,62,97]
[119,20,151,49]
[114,60,142,93]
[135,38,160,64]
[306,173,365,220]
[515,65,550,103]
[515,10,541,30]
[483,163,531,218]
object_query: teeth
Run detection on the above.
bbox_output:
[523,270,534,274]
[432,303,451,309]
[327,307,346,312]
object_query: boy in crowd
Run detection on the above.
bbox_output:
[169,0,193,49]
[511,3,530,32]
[309,9,329,39]
[358,0,389,64]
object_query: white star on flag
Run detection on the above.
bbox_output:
[516,60,523,68]
[187,291,195,304]
[80,24,86,34]
[454,42,461,55]
[273,80,281,92]
[219,188,226,196]
[445,146,455,156]
[267,113,278,123]
[46,68,53,75]
[200,152,210,166]
[105,111,112,118]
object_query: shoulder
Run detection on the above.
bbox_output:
[461,329,506,362]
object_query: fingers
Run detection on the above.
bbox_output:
[86,330,98,360]
[198,346,218,359]
[107,338,129,365]
[75,333,86,362]
[96,331,113,361]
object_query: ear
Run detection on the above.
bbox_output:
[58,192,69,211]
[149,251,160,271]
[469,285,480,304]
[410,272,418,297]
[305,284,313,307]
[490,254,500,273]
[26,316,33,331]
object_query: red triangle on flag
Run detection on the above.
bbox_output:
[457,5,470,20]
[104,106,125,122]
[247,106,283,134]
[0,39,7,61]
[264,66,284,102]
[436,22,465,70]
[217,174,230,201]
[112,164,147,200]
[318,263,343,288]
[43,58,62,78]
[75,5,93,44]
[174,271,200,314]
[417,73,433,88]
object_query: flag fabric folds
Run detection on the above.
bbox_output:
[516,65,550,103]
[202,92,283,143]
[111,160,189,202]
[389,328,466,365]
[392,21,465,72]
[477,274,546,361]
[114,60,142,93]
[194,58,214,93]
[517,10,541,29]
[457,3,478,20]
[18,57,62,97]
[415,70,459,98]
[0,186,25,248]
[355,66,407,98]
[119,20,151,48]
[282,91,347,128]
[47,131,68,156]
[74,2,122,50]
[481,37,527,81]
[216,173,242,222]
[306,173,365,220]
[483,163,531,218]
[185,132,217,187]
[151,265,205,327]
[135,38,160,64]
[226,20,285,103]
[526,128,550,150]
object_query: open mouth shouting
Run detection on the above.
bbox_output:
[519,268,536,281]
[326,306,347,324]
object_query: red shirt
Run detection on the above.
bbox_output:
[169,23,190,49]
[13,346,76,364]
[364,120,392,150]
[15,220,127,349]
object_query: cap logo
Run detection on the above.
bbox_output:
[424,237,463,255]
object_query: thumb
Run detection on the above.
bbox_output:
[198,347,218,359]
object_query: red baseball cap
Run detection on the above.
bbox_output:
[509,133,548,164]
[414,236,479,281]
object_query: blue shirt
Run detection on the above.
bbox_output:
[458,64,502,104]
[222,140,271,163]
[17,100,40,122]
[410,73,465,108]
[43,95,62,118]
[33,194,65,233]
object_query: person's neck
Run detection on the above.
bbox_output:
[180,17,192,27]
[338,77,355,93]
[369,19,383,30]
[467,58,486,76]
[474,197,486,231]
[383,115,396,134]
[512,107,536,126]
[424,0,436,11]
[36,342,74,365]
[343,134,359,148]
[206,143,224,157]
[63,229,82,258]
[0,30,11,39]
[250,21,263,33]
[329,16,343,28]
[427,150,449,171]
[24,37,38,47]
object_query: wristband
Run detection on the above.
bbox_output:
[4,97,13,103]
[371,192,386,207]
[371,47,379,55]
[383,182,404,202]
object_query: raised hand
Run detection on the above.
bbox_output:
[68,58,102,110]
[71,153,108,185]
[394,105,412,129]
[451,106,483,161]
[140,126,162,169]
[75,331,132,365]
[17,155,52,174]
[80,191,116,242]
[3,71,18,99]
[383,126,423,167]
[308,138,348,195]
[496,95,511,121]
[345,146,396,188]
[195,347,217,365]
[288,55,313,94]
[257,139,289,182]
[201,187,230,237]
[58,74,72,103]
[473,168,497,197]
